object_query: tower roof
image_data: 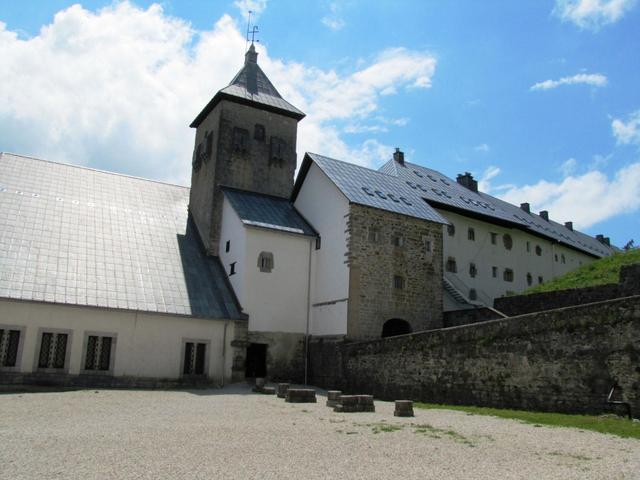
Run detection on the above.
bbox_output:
[190,44,305,127]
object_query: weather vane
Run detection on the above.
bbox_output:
[245,11,259,51]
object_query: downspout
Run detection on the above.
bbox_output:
[304,239,313,385]
[221,322,228,388]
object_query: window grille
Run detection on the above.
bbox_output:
[84,336,112,371]
[257,252,274,273]
[468,228,475,241]
[0,329,20,368]
[183,342,206,375]
[446,257,457,273]
[393,275,405,289]
[503,268,514,282]
[38,332,68,369]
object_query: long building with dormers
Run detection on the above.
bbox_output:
[0,44,616,385]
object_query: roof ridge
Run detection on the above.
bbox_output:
[1,152,189,190]
[307,152,398,177]
[220,185,291,202]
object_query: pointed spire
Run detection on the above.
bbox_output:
[245,43,258,65]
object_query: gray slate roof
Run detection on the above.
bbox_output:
[190,45,305,127]
[296,153,450,225]
[222,187,317,237]
[0,153,245,319]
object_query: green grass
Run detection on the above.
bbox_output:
[522,249,640,295]
[415,403,640,440]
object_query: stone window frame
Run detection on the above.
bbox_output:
[422,236,432,253]
[368,228,380,244]
[446,257,457,273]
[33,327,73,374]
[0,324,26,373]
[258,251,274,273]
[469,262,477,278]
[391,233,404,248]
[80,331,117,376]
[254,124,266,142]
[393,275,405,290]
[467,227,475,241]
[503,268,514,282]
[180,338,211,378]
[503,234,513,250]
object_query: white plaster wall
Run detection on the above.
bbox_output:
[294,163,350,336]
[219,196,247,305]
[438,209,597,309]
[0,299,237,383]
[241,227,312,333]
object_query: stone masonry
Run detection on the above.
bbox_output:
[346,203,443,339]
[189,100,300,255]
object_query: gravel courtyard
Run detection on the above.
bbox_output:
[0,384,638,480]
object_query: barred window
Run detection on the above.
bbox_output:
[38,332,68,369]
[503,268,514,282]
[0,329,20,368]
[393,275,405,289]
[232,127,250,153]
[446,257,457,273]
[468,228,475,241]
[258,252,274,273]
[392,234,404,247]
[84,335,113,372]
[183,342,207,375]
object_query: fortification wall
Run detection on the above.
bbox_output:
[309,295,640,417]
[494,263,640,317]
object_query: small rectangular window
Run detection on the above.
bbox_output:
[503,268,514,282]
[538,276,544,284]
[492,266,498,278]
[424,239,431,253]
[229,262,237,275]
[225,240,230,253]
[183,342,207,375]
[490,232,497,244]
[84,335,113,371]
[368,228,380,243]
[0,329,21,368]
[446,257,457,273]
[315,237,322,250]
[526,241,531,252]
[469,263,477,278]
[392,234,404,247]
[38,332,68,370]
[468,228,475,241]
[393,275,405,289]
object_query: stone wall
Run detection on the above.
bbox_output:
[309,296,640,417]
[443,307,504,328]
[247,331,306,383]
[345,204,443,339]
[494,263,640,317]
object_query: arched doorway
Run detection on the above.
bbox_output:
[381,318,412,338]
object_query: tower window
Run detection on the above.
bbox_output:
[258,252,274,273]
[423,237,432,253]
[468,228,475,241]
[254,124,265,141]
[270,136,287,166]
[204,131,214,159]
[232,127,249,154]
[561,254,566,264]
[446,257,457,273]
[192,143,203,172]
[526,241,530,252]
[393,275,405,289]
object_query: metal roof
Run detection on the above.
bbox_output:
[190,46,305,127]
[377,158,616,258]
[294,153,449,225]
[0,153,245,319]
[222,187,317,237]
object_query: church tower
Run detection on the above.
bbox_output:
[188,44,305,254]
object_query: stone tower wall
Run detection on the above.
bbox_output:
[188,99,299,254]
[346,204,444,339]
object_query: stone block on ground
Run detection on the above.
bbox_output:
[261,386,276,395]
[285,388,317,403]
[333,394,375,413]
[277,383,290,398]
[326,390,342,407]
[394,400,414,417]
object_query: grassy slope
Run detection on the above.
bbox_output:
[415,403,640,440]
[523,248,640,295]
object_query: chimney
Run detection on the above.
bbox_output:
[604,237,611,246]
[456,172,478,192]
[596,234,605,244]
[520,203,530,214]
[393,148,405,166]
[564,221,573,231]
[539,210,549,221]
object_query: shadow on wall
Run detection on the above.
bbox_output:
[381,318,412,338]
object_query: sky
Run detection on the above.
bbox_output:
[0,0,639,246]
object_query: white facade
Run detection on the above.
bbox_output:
[0,298,237,384]
[439,209,596,309]
[218,196,314,334]
[294,163,350,336]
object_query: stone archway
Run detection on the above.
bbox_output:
[381,318,412,338]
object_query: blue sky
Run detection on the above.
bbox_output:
[1,0,639,246]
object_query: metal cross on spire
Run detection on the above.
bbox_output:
[245,11,259,52]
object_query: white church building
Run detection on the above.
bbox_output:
[0,44,616,386]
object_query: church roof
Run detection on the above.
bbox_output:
[190,45,305,128]
[222,187,317,237]
[0,153,245,320]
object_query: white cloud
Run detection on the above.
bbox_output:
[477,166,501,192]
[0,2,437,183]
[530,73,607,91]
[233,0,267,20]
[612,110,640,145]
[492,163,640,229]
[559,157,577,176]
[553,0,637,30]
[321,3,345,30]
[474,143,490,153]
